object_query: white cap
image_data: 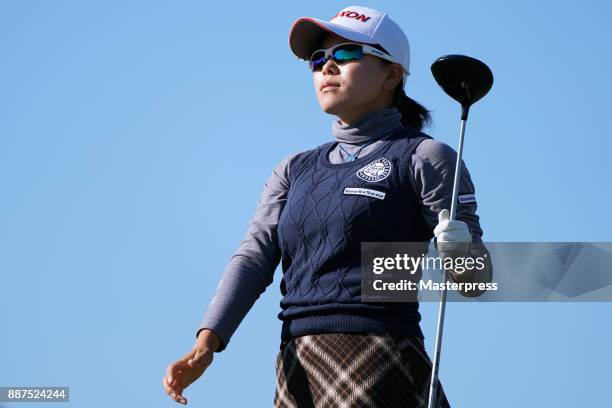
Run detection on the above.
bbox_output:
[288,5,410,77]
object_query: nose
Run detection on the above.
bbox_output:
[321,58,339,76]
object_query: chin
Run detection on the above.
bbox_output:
[318,98,345,115]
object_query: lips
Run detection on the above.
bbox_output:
[320,82,340,91]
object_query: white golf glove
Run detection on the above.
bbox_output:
[433,209,472,259]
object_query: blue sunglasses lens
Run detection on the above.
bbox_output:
[309,44,364,71]
[309,52,327,71]
[333,44,363,62]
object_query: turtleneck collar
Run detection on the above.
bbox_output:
[331,106,403,144]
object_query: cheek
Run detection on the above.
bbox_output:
[342,64,378,97]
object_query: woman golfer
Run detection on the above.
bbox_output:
[164,5,488,407]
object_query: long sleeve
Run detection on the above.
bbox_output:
[409,138,483,242]
[195,153,296,352]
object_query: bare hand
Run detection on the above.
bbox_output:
[162,344,214,404]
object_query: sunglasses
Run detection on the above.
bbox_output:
[308,42,401,72]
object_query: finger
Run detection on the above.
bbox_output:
[163,376,182,402]
[164,383,178,402]
[438,208,449,224]
[173,384,187,404]
[163,371,180,391]
[180,349,197,363]
[169,369,183,388]
[188,348,209,368]
[166,363,177,386]
[163,375,174,395]
[174,392,185,404]
[163,370,188,402]
[167,352,193,383]
[187,349,201,367]
[434,209,450,238]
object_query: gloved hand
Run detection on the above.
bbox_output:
[433,208,472,260]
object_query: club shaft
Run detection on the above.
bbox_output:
[426,117,468,408]
[450,118,467,221]
[426,268,449,408]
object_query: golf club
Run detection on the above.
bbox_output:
[427,54,493,408]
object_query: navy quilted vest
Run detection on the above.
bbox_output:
[277,125,434,342]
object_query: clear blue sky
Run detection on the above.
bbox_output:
[1,1,611,407]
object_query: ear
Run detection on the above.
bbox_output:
[383,64,404,91]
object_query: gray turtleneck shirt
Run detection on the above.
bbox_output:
[197,106,484,352]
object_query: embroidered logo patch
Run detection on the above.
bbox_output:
[356,158,391,182]
[343,187,386,200]
[458,194,477,204]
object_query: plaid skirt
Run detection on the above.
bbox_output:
[274,332,451,408]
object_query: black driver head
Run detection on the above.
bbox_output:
[431,55,493,109]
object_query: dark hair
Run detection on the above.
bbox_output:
[391,84,432,131]
[372,44,432,131]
